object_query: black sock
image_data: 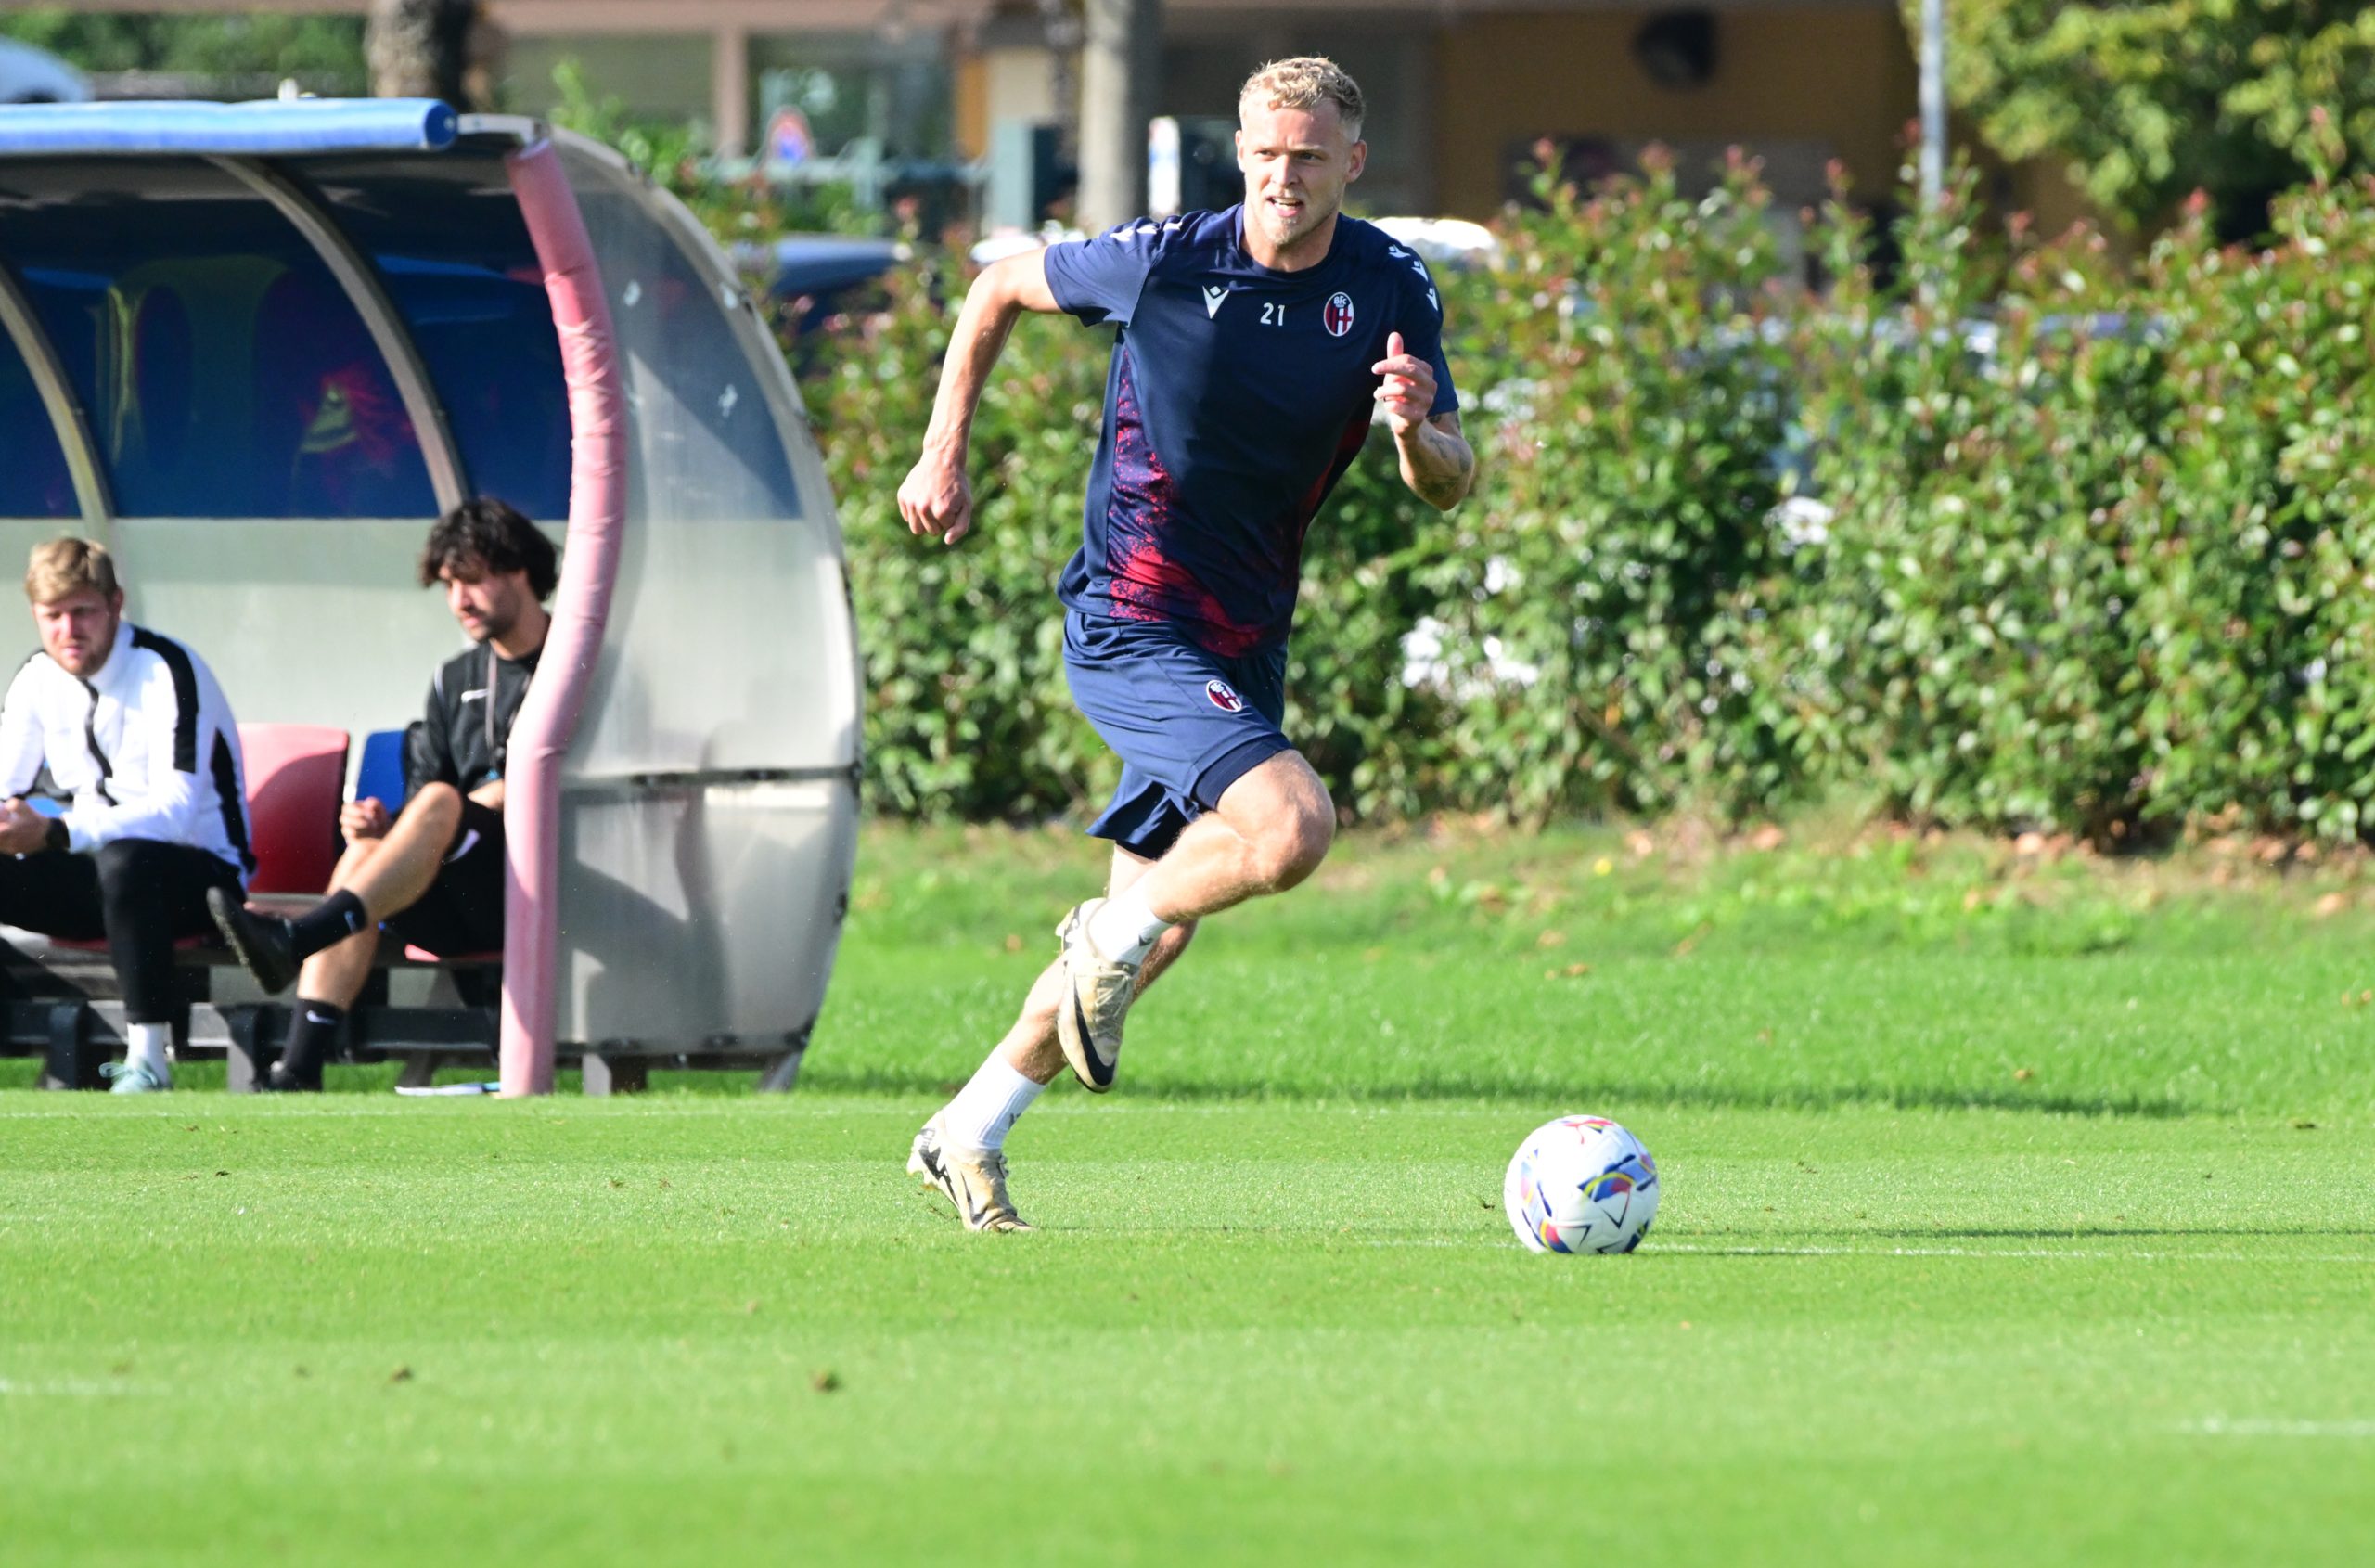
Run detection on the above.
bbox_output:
[276,999,345,1085]
[289,891,369,961]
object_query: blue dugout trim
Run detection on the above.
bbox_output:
[0,98,458,157]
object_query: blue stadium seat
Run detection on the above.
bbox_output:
[353,727,406,808]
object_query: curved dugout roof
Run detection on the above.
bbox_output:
[0,99,854,775]
[0,100,862,1065]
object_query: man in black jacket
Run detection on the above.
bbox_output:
[210,497,554,1089]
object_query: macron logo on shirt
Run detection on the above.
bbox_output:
[1202,285,1230,319]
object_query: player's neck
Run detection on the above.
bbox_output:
[492,605,549,663]
[1244,209,1340,274]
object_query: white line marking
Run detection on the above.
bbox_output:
[2181,1418,2375,1438]
[0,1378,158,1396]
[1658,1243,2375,1264]
[1337,1240,2375,1264]
[0,1100,1532,1122]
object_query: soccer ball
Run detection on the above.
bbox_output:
[1503,1115,1660,1254]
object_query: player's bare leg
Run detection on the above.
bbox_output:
[1051,752,1331,1089]
[281,835,392,1018]
[312,783,465,937]
[1117,752,1336,923]
[910,848,1196,1231]
[1002,846,1199,1081]
[210,783,462,997]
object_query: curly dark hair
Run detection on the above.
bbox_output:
[417,497,559,601]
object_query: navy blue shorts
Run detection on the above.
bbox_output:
[1063,609,1293,859]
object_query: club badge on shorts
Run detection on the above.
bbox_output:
[1205,678,1246,713]
[1324,292,1356,337]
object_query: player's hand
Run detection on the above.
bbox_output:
[0,798,48,855]
[1372,331,1436,437]
[897,448,974,546]
[340,798,392,842]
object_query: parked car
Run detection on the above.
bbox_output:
[1369,214,1501,271]
[0,39,90,104]
[739,234,908,337]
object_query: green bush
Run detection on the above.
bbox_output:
[2143,166,2375,839]
[1762,166,2176,838]
[1414,149,1797,822]
[793,144,2375,842]
[806,253,1110,820]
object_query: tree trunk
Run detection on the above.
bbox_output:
[366,0,481,109]
[1077,0,1162,230]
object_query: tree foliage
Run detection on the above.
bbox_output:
[0,8,366,96]
[1929,1,2375,236]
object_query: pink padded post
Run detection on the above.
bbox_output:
[499,139,626,1096]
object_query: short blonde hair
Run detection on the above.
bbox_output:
[26,537,120,605]
[1239,56,1365,141]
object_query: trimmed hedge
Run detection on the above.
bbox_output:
[798,150,2375,842]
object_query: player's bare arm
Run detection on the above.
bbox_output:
[1373,329,1475,510]
[897,252,1063,547]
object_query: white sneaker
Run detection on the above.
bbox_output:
[101,1060,170,1094]
[907,1115,1033,1232]
[1053,899,1137,1093]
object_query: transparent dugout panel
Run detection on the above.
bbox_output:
[554,144,858,778]
[0,157,437,520]
[0,312,74,518]
[294,151,572,523]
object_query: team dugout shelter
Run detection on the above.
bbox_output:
[0,98,861,1094]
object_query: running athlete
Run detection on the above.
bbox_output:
[210,498,550,1088]
[897,58,1475,1229]
[0,538,252,1093]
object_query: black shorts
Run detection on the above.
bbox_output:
[382,799,505,957]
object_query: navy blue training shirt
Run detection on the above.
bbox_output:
[1042,206,1458,656]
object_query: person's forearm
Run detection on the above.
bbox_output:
[921,275,1027,460]
[1398,422,1475,511]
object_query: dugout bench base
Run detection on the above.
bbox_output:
[0,931,814,1095]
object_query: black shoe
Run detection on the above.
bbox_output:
[260,1061,317,1093]
[207,886,298,994]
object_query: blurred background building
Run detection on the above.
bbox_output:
[11,2,2094,235]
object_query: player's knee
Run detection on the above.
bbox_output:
[1249,800,1332,892]
[408,781,463,833]
[91,838,161,899]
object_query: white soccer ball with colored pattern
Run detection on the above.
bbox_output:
[1503,1115,1660,1254]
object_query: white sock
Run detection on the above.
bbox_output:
[1087,883,1173,966]
[126,1022,172,1083]
[940,1057,1046,1152]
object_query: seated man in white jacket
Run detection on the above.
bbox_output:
[0,538,250,1092]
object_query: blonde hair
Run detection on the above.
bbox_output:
[1239,56,1365,140]
[25,537,121,605]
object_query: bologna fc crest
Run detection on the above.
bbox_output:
[1324,291,1356,337]
[1205,679,1246,713]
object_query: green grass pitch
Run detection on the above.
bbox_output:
[4,824,2373,1564]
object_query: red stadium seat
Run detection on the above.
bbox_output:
[238,723,349,894]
